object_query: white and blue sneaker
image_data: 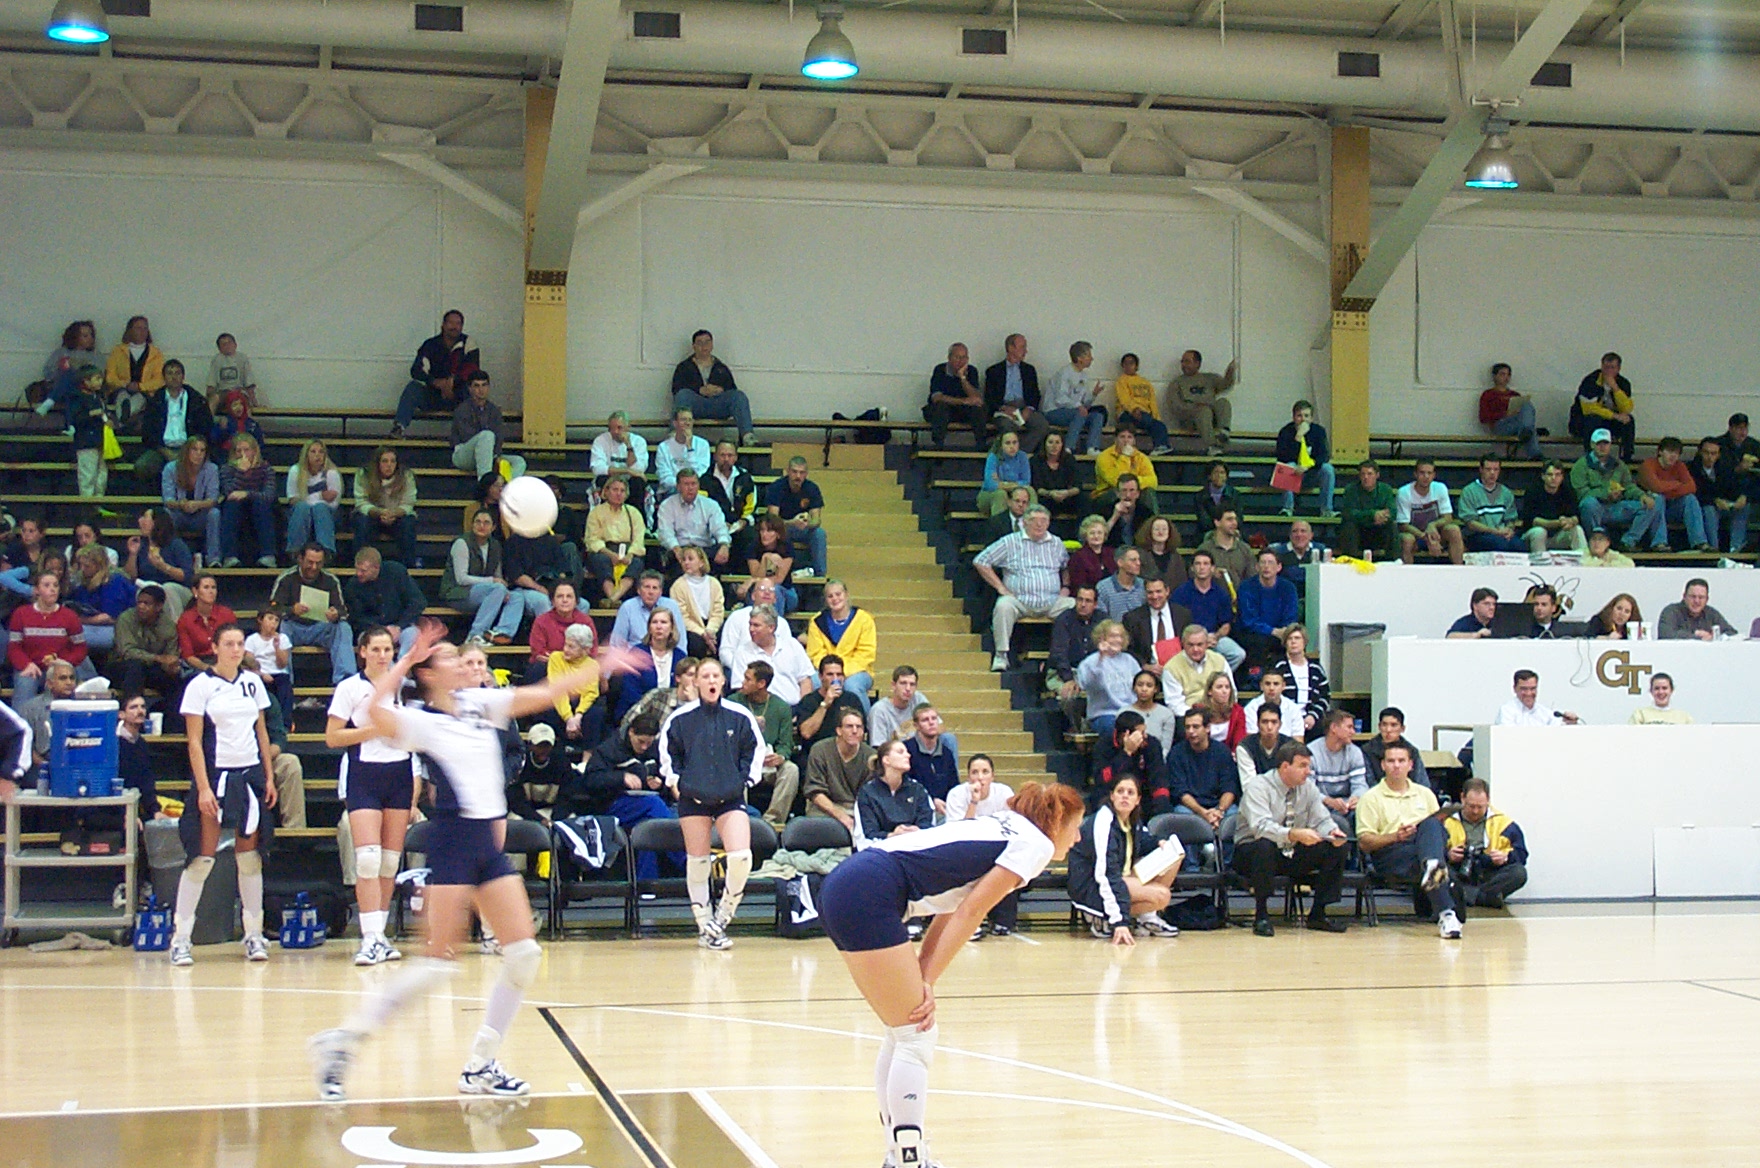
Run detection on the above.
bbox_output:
[308,1029,356,1102]
[354,936,398,966]
[698,920,732,951]
[243,934,270,962]
[169,940,194,967]
[459,1059,530,1097]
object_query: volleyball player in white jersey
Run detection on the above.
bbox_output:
[170,623,276,966]
[308,622,632,1101]
[326,626,412,966]
[818,780,1086,1168]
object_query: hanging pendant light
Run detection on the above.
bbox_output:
[802,5,858,81]
[46,0,110,44]
[1464,113,1518,190]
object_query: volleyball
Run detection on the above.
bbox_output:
[500,475,558,537]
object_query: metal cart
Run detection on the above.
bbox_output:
[3,790,139,947]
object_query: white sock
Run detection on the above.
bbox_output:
[717,848,752,922]
[686,853,714,929]
[1135,911,1161,924]
[886,1024,933,1161]
[874,1031,897,1135]
[345,957,454,1036]
[172,856,215,945]
[236,850,264,938]
[360,910,387,941]
[468,1024,505,1069]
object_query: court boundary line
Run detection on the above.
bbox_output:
[686,1089,783,1168]
[538,1006,676,1168]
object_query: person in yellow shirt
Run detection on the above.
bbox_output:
[1355,742,1462,939]
[804,579,879,713]
[547,623,603,747]
[1629,672,1693,724]
[1112,353,1170,454]
[1090,422,1160,512]
[103,313,166,428]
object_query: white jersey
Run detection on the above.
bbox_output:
[388,686,516,820]
[329,672,410,797]
[870,809,1054,919]
[180,669,270,770]
[942,781,1014,822]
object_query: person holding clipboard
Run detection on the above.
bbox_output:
[268,543,357,685]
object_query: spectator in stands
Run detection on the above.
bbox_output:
[1193,460,1243,536]
[806,579,878,710]
[1309,708,1366,832]
[584,475,645,606]
[1689,436,1748,554]
[1638,437,1713,551]
[670,546,726,655]
[1169,707,1240,853]
[1522,584,1569,640]
[1572,351,1635,461]
[1521,459,1587,556]
[610,570,682,650]
[104,314,164,425]
[981,487,1034,546]
[1581,525,1634,568]
[976,431,1034,517]
[1112,352,1170,454]
[1161,623,1227,717]
[444,509,518,644]
[1445,777,1529,908]
[115,693,160,819]
[1135,515,1189,594]
[1236,702,1290,788]
[1049,584,1100,721]
[1274,624,1328,734]
[1362,707,1430,788]
[529,580,593,672]
[1271,518,1325,600]
[64,519,116,573]
[654,407,711,499]
[1091,422,1159,514]
[270,544,356,685]
[1199,671,1246,750]
[974,505,1073,672]
[69,544,134,655]
[16,660,77,769]
[134,360,213,489]
[743,516,798,614]
[1495,669,1580,725]
[466,471,507,538]
[613,608,687,723]
[1029,432,1082,520]
[353,447,420,568]
[1235,740,1348,936]
[1069,774,1181,945]
[1658,578,1737,640]
[1076,619,1138,741]
[763,456,828,578]
[657,469,732,572]
[589,411,650,508]
[1067,515,1117,594]
[175,571,234,671]
[1459,454,1526,554]
[1196,507,1254,589]
[1586,592,1641,639]
[618,654,695,738]
[1242,666,1303,730]
[1447,586,1499,639]
[793,653,864,756]
[161,437,221,568]
[1122,576,1191,668]
[1127,668,1176,756]
[343,547,425,657]
[0,517,48,598]
[217,433,277,568]
[867,665,926,746]
[206,332,257,411]
[1397,458,1466,564]
[729,661,799,827]
[1721,412,1760,513]
[720,578,797,665]
[1273,400,1336,517]
[704,439,757,562]
[1630,671,1691,724]
[123,508,193,616]
[209,390,264,458]
[284,439,341,558]
[671,329,756,446]
[1573,428,1668,551]
[1092,710,1172,813]
[450,371,525,482]
[392,309,478,437]
[854,739,935,848]
[504,522,578,621]
[114,584,182,703]
[545,624,603,748]
[1236,548,1298,668]
[1171,551,1244,672]
[902,704,959,816]
[725,605,814,707]
[1167,350,1236,455]
[570,714,677,874]
[1479,362,1543,459]
[1102,474,1149,548]
[1356,741,1460,938]
[923,342,987,448]
[246,609,293,725]
[1095,546,1146,621]
[35,319,98,421]
[1042,341,1104,454]
[983,333,1051,453]
[67,366,110,503]
[946,751,1013,830]
[1337,459,1399,560]
[804,707,873,828]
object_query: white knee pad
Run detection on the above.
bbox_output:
[354,845,382,883]
[888,1023,938,1071]
[501,938,541,991]
[724,848,753,892]
[686,853,714,885]
[235,850,262,877]
[185,854,216,880]
[378,848,403,880]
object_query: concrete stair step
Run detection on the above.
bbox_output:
[864,614,975,634]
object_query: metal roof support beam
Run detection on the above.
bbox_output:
[576,162,703,229]
[1374,0,1436,41]
[527,0,622,272]
[1190,184,1326,264]
[378,151,522,231]
[1585,0,1651,45]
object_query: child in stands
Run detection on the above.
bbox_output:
[69,366,110,502]
[206,333,258,412]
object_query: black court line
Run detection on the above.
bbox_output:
[539,1006,675,1168]
[1686,980,1760,1005]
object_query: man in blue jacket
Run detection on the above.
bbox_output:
[1168,709,1241,868]
[392,309,479,437]
[1236,549,1299,670]
[1273,400,1336,517]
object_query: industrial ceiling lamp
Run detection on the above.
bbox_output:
[802,5,858,81]
[1464,106,1519,190]
[45,0,110,44]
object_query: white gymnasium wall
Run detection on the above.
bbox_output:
[0,147,524,413]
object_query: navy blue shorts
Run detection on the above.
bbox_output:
[425,816,518,887]
[677,793,747,821]
[344,758,415,813]
[819,849,912,952]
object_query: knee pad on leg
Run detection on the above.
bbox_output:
[501,937,542,990]
[235,849,262,878]
[378,848,403,880]
[723,848,753,893]
[686,853,714,888]
[354,845,383,884]
[887,1023,938,1071]
[185,854,216,880]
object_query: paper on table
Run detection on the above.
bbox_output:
[298,585,331,615]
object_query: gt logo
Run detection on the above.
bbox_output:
[1595,649,1653,695]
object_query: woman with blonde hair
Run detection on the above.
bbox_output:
[1588,592,1643,639]
[69,542,135,654]
[161,435,220,566]
[670,544,727,654]
[1200,670,1247,750]
[286,438,342,557]
[353,445,419,567]
[219,432,278,568]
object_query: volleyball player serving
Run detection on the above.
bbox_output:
[308,621,634,1101]
[818,779,1086,1168]
[170,623,277,967]
[325,626,413,966]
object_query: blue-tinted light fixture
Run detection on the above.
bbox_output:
[802,6,857,81]
[46,0,110,43]
[1464,114,1519,190]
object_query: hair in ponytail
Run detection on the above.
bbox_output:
[1006,780,1085,840]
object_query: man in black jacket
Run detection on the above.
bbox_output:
[392,309,479,437]
[703,439,758,562]
[135,361,214,487]
[1273,400,1336,517]
[1122,578,1193,668]
[342,546,427,657]
[982,333,1051,453]
[670,330,756,445]
[924,342,987,447]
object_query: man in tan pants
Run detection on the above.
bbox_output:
[1167,350,1237,454]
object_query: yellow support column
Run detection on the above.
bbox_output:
[521,87,568,450]
[1329,125,1372,466]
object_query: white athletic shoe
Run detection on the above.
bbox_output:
[712,897,741,933]
[1088,917,1113,940]
[459,1059,530,1097]
[244,934,270,962]
[169,940,194,967]
[698,921,732,951]
[354,936,398,966]
[383,938,403,960]
[480,937,503,956]
[308,1029,356,1101]
[1420,858,1448,892]
[1438,910,1463,940]
[1134,915,1180,938]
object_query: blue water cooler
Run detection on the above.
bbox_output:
[48,698,119,797]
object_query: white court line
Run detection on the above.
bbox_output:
[59,1100,77,1112]
[567,1082,588,1095]
[687,1089,783,1168]
[1007,931,1041,946]
[0,1091,586,1121]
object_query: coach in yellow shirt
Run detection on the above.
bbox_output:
[1355,741,1463,939]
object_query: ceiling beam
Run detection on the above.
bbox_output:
[1188,0,1222,27]
[379,151,523,231]
[1342,0,1596,303]
[576,162,703,229]
[527,0,622,271]
[1584,0,1651,44]
[1374,0,1436,41]
[1190,184,1326,264]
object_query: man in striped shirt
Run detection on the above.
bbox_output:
[974,506,1073,672]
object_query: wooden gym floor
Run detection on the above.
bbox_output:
[1,902,1757,1168]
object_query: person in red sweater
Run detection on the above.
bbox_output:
[176,572,238,670]
[524,579,595,682]
[9,570,91,705]
[1637,437,1714,552]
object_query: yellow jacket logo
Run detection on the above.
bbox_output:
[1595,649,1653,695]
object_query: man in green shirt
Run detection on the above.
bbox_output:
[1570,428,1666,549]
[1458,454,1527,554]
[731,661,799,826]
[1337,460,1399,560]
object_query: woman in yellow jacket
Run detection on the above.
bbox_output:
[104,314,166,427]
[546,623,603,748]
[805,579,877,713]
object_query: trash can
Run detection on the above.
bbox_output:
[1327,623,1385,695]
[48,699,118,797]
